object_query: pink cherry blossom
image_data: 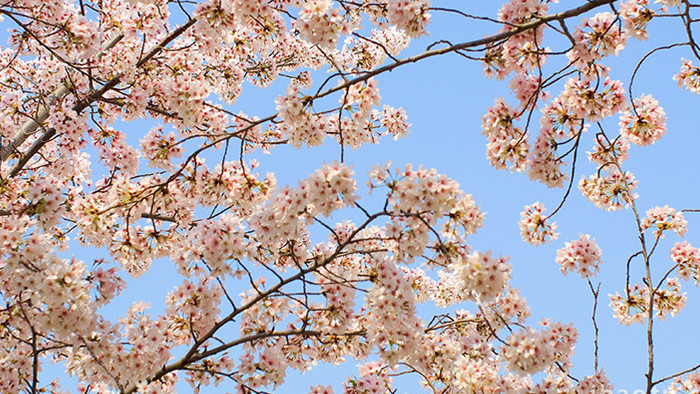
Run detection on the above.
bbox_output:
[568,11,627,72]
[610,279,686,325]
[610,283,650,325]
[619,0,654,40]
[501,321,578,376]
[559,77,627,122]
[482,98,530,172]
[579,170,639,211]
[640,205,687,238]
[309,384,334,394]
[674,58,700,94]
[555,234,603,278]
[670,241,700,284]
[619,94,667,146]
[587,135,630,165]
[668,371,700,393]
[296,0,345,49]
[518,202,559,246]
[576,370,614,393]
[344,362,394,394]
[385,0,431,38]
[452,250,511,302]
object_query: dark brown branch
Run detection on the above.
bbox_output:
[587,278,601,372]
[653,361,700,386]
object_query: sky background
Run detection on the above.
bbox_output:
[6,1,700,393]
[255,2,700,392]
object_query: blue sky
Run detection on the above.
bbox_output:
[249,2,700,392]
[7,1,700,392]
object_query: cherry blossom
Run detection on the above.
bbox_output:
[452,250,511,302]
[342,27,410,71]
[385,0,431,38]
[668,371,700,393]
[296,0,345,49]
[674,58,700,94]
[501,321,578,376]
[559,77,627,122]
[654,278,687,320]
[579,170,639,211]
[610,283,650,326]
[576,370,615,393]
[641,205,687,238]
[518,202,559,246]
[566,11,624,77]
[619,94,667,146]
[309,384,334,394]
[483,0,551,79]
[670,241,700,284]
[555,233,603,278]
[482,98,530,172]
[619,0,654,40]
[450,356,502,392]
[2,0,700,392]
[140,125,183,170]
[587,134,630,165]
[344,362,394,394]
[526,126,568,187]
[610,279,686,325]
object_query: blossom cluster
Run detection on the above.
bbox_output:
[526,126,568,187]
[314,270,357,333]
[501,321,578,376]
[452,251,512,302]
[555,234,603,278]
[140,125,183,170]
[587,135,630,166]
[275,84,330,148]
[674,58,700,94]
[250,161,358,248]
[610,283,649,325]
[296,0,346,49]
[342,27,410,71]
[568,12,627,65]
[575,371,615,393]
[365,256,422,363]
[482,99,529,172]
[670,241,700,285]
[483,0,551,79]
[669,371,700,393]
[619,94,667,146]
[619,0,654,40]
[369,162,484,262]
[610,279,687,325]
[518,202,559,246]
[640,205,687,238]
[344,362,394,394]
[559,77,627,122]
[385,0,431,38]
[579,170,639,211]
